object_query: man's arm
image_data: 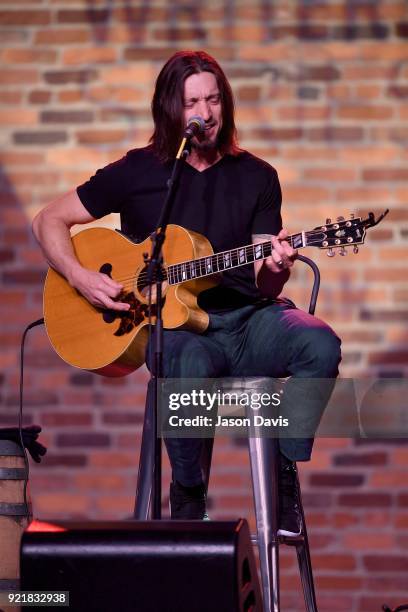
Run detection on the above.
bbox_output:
[252,229,297,299]
[32,189,130,311]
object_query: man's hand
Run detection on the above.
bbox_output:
[264,228,297,273]
[69,267,130,311]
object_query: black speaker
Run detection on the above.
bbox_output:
[21,519,261,612]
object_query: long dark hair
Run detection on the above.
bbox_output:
[149,50,239,161]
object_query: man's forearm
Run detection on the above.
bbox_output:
[32,214,83,285]
[256,262,290,299]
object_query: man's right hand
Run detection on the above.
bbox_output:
[69,267,131,312]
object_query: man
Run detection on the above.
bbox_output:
[33,50,341,535]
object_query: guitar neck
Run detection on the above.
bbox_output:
[167,230,318,285]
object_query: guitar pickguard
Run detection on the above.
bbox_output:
[113,291,157,336]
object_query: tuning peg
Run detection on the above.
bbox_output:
[327,248,335,257]
[350,212,355,219]
[353,245,359,254]
[337,216,345,222]
[326,218,332,224]
[339,246,347,256]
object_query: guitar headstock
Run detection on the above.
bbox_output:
[309,209,389,256]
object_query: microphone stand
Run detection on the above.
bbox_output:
[145,136,190,519]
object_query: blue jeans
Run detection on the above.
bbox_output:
[148,299,341,486]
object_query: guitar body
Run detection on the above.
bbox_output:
[43,225,218,376]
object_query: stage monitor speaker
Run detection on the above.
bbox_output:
[21,519,261,612]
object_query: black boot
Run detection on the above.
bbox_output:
[169,480,207,520]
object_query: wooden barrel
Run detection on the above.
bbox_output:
[0,439,32,590]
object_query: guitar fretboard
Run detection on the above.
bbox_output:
[167,232,310,285]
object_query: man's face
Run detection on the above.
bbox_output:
[183,71,222,150]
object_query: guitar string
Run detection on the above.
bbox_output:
[103,224,357,285]
[112,238,352,292]
[104,230,335,286]
[108,235,353,287]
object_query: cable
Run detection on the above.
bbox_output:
[19,318,45,522]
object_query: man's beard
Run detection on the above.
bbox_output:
[191,138,218,151]
[191,135,219,151]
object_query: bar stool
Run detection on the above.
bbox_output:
[134,254,320,612]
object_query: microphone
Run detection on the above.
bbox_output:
[183,116,205,139]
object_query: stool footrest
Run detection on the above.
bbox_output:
[250,532,306,547]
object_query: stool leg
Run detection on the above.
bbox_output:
[200,437,214,494]
[296,482,318,612]
[133,380,154,519]
[248,435,280,612]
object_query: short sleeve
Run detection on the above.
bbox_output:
[76,154,132,219]
[251,167,282,236]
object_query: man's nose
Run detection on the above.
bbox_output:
[197,100,212,121]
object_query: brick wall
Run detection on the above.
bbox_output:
[0,1,407,610]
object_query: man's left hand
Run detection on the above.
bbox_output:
[264,229,297,273]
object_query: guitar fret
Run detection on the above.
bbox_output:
[254,244,263,259]
[169,233,307,285]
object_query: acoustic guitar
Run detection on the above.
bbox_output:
[43,211,388,376]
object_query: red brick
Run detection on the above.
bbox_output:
[363,168,408,181]
[236,86,262,102]
[250,127,302,141]
[13,131,67,145]
[0,10,51,25]
[40,110,94,123]
[124,47,187,62]
[334,452,388,467]
[307,126,364,141]
[0,91,23,104]
[76,129,127,144]
[89,452,136,468]
[368,350,408,365]
[337,104,393,121]
[95,495,134,513]
[73,474,128,490]
[62,47,117,65]
[366,575,408,591]
[313,554,356,571]
[316,575,362,590]
[56,9,110,24]
[35,493,90,514]
[343,532,394,549]
[41,454,87,468]
[364,555,408,572]
[0,69,39,85]
[339,493,392,507]
[56,433,110,448]
[1,48,57,64]
[35,28,90,45]
[102,412,143,425]
[40,413,93,426]
[44,69,97,85]
[28,90,52,104]
[310,473,364,487]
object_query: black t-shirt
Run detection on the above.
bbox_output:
[77,146,282,312]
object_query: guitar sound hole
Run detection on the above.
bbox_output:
[137,264,167,300]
